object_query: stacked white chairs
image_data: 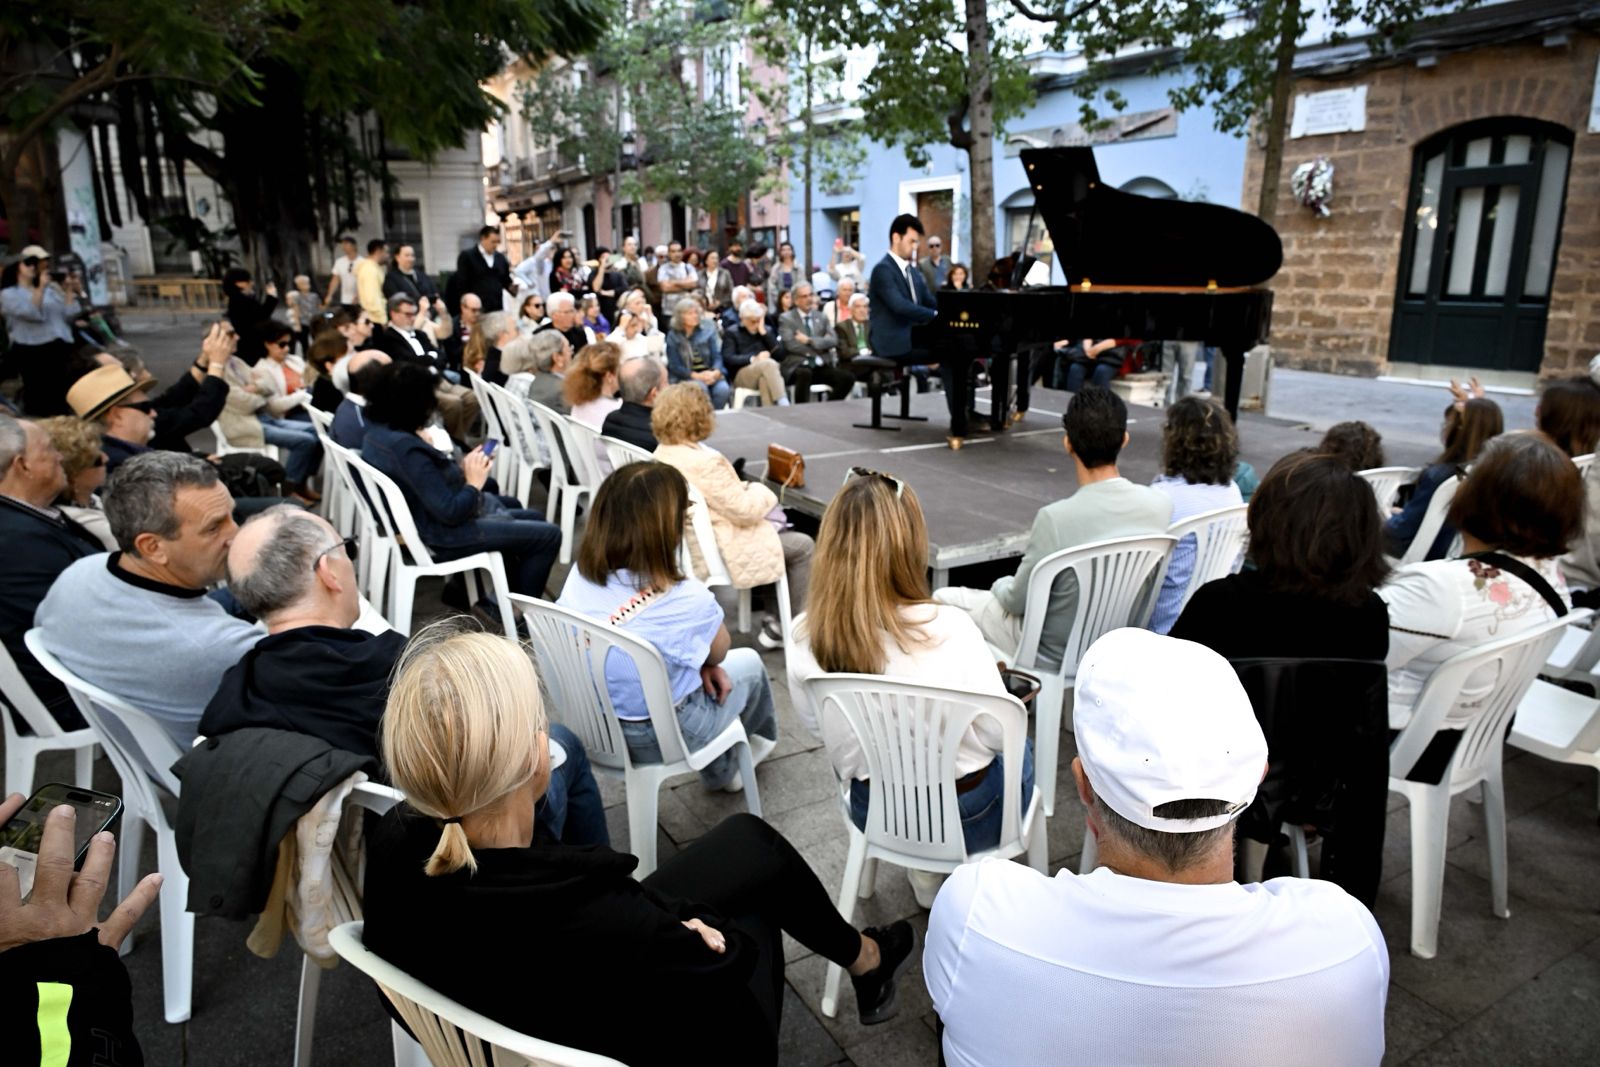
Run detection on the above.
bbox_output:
[330,922,628,1067]
[1000,534,1176,815]
[802,675,1045,1018]
[512,595,762,879]
[1163,503,1249,616]
[600,435,655,470]
[1358,465,1421,513]
[338,449,517,637]
[528,401,600,564]
[0,643,98,795]
[682,482,793,643]
[1511,678,1600,814]
[1387,613,1579,958]
[301,405,355,538]
[1395,473,1460,565]
[25,630,195,1023]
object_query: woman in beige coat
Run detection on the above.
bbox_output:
[651,382,812,648]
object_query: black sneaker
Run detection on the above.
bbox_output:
[851,920,916,1026]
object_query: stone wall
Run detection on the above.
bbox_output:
[1243,34,1600,378]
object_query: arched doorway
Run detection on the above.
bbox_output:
[1390,119,1572,373]
[1119,177,1179,200]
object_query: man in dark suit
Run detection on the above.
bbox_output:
[867,213,984,442]
[0,415,102,729]
[373,294,479,441]
[601,356,663,452]
[451,226,514,314]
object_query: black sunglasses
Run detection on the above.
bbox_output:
[311,536,359,573]
[115,399,156,414]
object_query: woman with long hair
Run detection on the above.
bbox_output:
[1147,396,1243,633]
[361,624,914,1064]
[1385,396,1503,560]
[562,341,623,429]
[547,246,579,295]
[787,469,1032,907]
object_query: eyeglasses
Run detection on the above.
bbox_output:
[843,466,905,498]
[267,338,289,346]
[311,536,359,573]
[114,400,156,414]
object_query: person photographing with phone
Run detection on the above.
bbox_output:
[1,246,78,416]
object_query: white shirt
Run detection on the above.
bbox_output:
[570,396,622,431]
[926,860,1389,1067]
[332,255,359,304]
[888,250,915,293]
[786,603,1009,781]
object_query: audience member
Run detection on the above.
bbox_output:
[511,234,561,299]
[835,293,872,369]
[829,244,865,288]
[1385,396,1502,560]
[719,284,754,332]
[779,283,854,402]
[362,626,913,1065]
[34,452,260,746]
[248,323,322,500]
[1060,338,1133,392]
[655,241,698,320]
[361,363,559,598]
[936,387,1172,666]
[652,383,811,646]
[723,239,751,288]
[2,248,78,415]
[0,414,103,729]
[330,350,392,449]
[1382,432,1580,730]
[304,331,345,412]
[563,342,623,430]
[665,301,730,409]
[1170,450,1389,661]
[382,243,440,312]
[700,249,733,314]
[451,226,512,314]
[823,277,856,328]
[324,235,360,307]
[589,246,624,324]
[556,462,779,790]
[607,301,666,361]
[926,627,1389,1066]
[514,291,546,336]
[375,293,479,441]
[503,331,571,412]
[602,356,664,453]
[541,291,595,357]
[788,469,1033,906]
[222,267,280,365]
[1534,370,1600,594]
[37,416,116,549]
[354,240,390,325]
[941,262,971,291]
[442,292,482,372]
[764,241,801,307]
[547,246,581,296]
[917,235,950,291]
[765,287,794,335]
[1318,420,1387,471]
[287,273,322,355]
[1146,396,1243,633]
[324,306,377,389]
[722,299,788,407]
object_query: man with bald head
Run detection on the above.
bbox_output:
[601,356,665,452]
[203,506,609,843]
[330,349,392,449]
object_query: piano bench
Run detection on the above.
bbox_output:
[852,357,927,431]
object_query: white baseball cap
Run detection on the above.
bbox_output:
[1074,628,1267,833]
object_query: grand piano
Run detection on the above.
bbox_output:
[914,146,1283,441]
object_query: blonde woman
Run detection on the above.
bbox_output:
[361,625,914,1058]
[562,341,623,430]
[786,469,1034,906]
[37,415,117,548]
[651,383,812,647]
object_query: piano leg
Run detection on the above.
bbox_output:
[1220,346,1245,425]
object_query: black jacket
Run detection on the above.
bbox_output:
[0,932,142,1066]
[200,626,407,761]
[383,268,439,304]
[172,727,375,918]
[148,372,229,453]
[601,401,658,453]
[363,807,772,1065]
[451,247,512,313]
[227,290,280,365]
[720,323,781,375]
[0,496,102,726]
[373,325,444,373]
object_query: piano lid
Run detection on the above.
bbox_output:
[1019,147,1283,289]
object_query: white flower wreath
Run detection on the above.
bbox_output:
[1290,157,1335,218]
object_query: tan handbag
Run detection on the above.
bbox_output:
[767,444,805,490]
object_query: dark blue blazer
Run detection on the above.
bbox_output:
[360,423,483,550]
[0,496,102,723]
[866,254,938,358]
[331,397,368,450]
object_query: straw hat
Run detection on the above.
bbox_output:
[67,366,143,420]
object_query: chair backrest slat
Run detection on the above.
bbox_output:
[561,418,609,485]
[1357,465,1421,513]
[1398,474,1460,565]
[600,435,654,470]
[682,483,732,587]
[528,401,578,489]
[1015,535,1176,679]
[0,642,70,739]
[343,450,435,567]
[1166,504,1248,614]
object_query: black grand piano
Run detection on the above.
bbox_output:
[912,146,1283,442]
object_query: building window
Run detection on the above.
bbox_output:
[382,198,424,270]
[1391,118,1572,373]
[829,208,860,253]
[1006,206,1052,268]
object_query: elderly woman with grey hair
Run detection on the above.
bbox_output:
[664,299,729,409]
[722,299,787,407]
[501,329,571,413]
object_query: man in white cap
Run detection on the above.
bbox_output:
[924,628,1389,1067]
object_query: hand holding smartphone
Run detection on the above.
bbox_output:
[482,438,499,459]
[0,784,122,901]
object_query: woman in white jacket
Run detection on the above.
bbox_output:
[247,321,322,499]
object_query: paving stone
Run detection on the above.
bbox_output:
[1400,951,1600,1065]
[785,915,936,1052]
[778,983,850,1067]
[1447,782,1600,935]
[1381,984,1455,1065]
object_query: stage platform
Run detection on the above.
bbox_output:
[707,385,1437,586]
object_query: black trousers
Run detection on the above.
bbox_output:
[783,357,856,401]
[15,339,74,416]
[643,814,862,1042]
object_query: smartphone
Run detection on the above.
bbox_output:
[834,238,844,251]
[0,784,123,901]
[482,438,499,458]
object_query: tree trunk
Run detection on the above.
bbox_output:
[962,0,997,282]
[612,83,624,243]
[801,35,815,278]
[1257,0,1299,223]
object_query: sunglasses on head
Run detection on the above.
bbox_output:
[311,536,360,573]
[843,465,906,498]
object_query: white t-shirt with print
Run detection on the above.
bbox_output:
[332,254,359,304]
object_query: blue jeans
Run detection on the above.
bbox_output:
[849,740,1035,853]
[536,723,610,846]
[619,647,777,789]
[431,509,562,598]
[691,377,732,410]
[1064,359,1117,392]
[259,414,323,484]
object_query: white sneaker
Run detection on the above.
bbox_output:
[906,868,946,909]
[750,734,778,767]
[721,772,744,794]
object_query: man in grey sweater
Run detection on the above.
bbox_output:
[34,452,260,748]
[935,387,1172,670]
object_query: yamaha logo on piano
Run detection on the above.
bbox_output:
[949,310,981,329]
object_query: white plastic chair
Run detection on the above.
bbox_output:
[1574,453,1595,476]
[731,386,760,410]
[1511,678,1600,814]
[466,370,513,487]
[1396,474,1460,565]
[486,380,549,507]
[302,405,355,537]
[210,419,282,461]
[1358,465,1421,513]
[1387,612,1580,958]
[322,440,393,604]
[511,595,761,879]
[1164,503,1248,616]
[802,674,1046,1018]
[563,415,612,479]
[293,780,406,1067]
[1001,535,1176,816]
[24,630,195,1023]
[329,922,629,1067]
[0,643,98,795]
[529,402,599,565]
[599,435,654,471]
[1541,618,1600,690]
[340,451,517,638]
[681,483,793,643]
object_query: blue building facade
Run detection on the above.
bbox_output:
[790,60,1249,280]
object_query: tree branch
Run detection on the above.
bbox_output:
[1005,0,1101,23]
[946,97,973,149]
[2,44,124,174]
